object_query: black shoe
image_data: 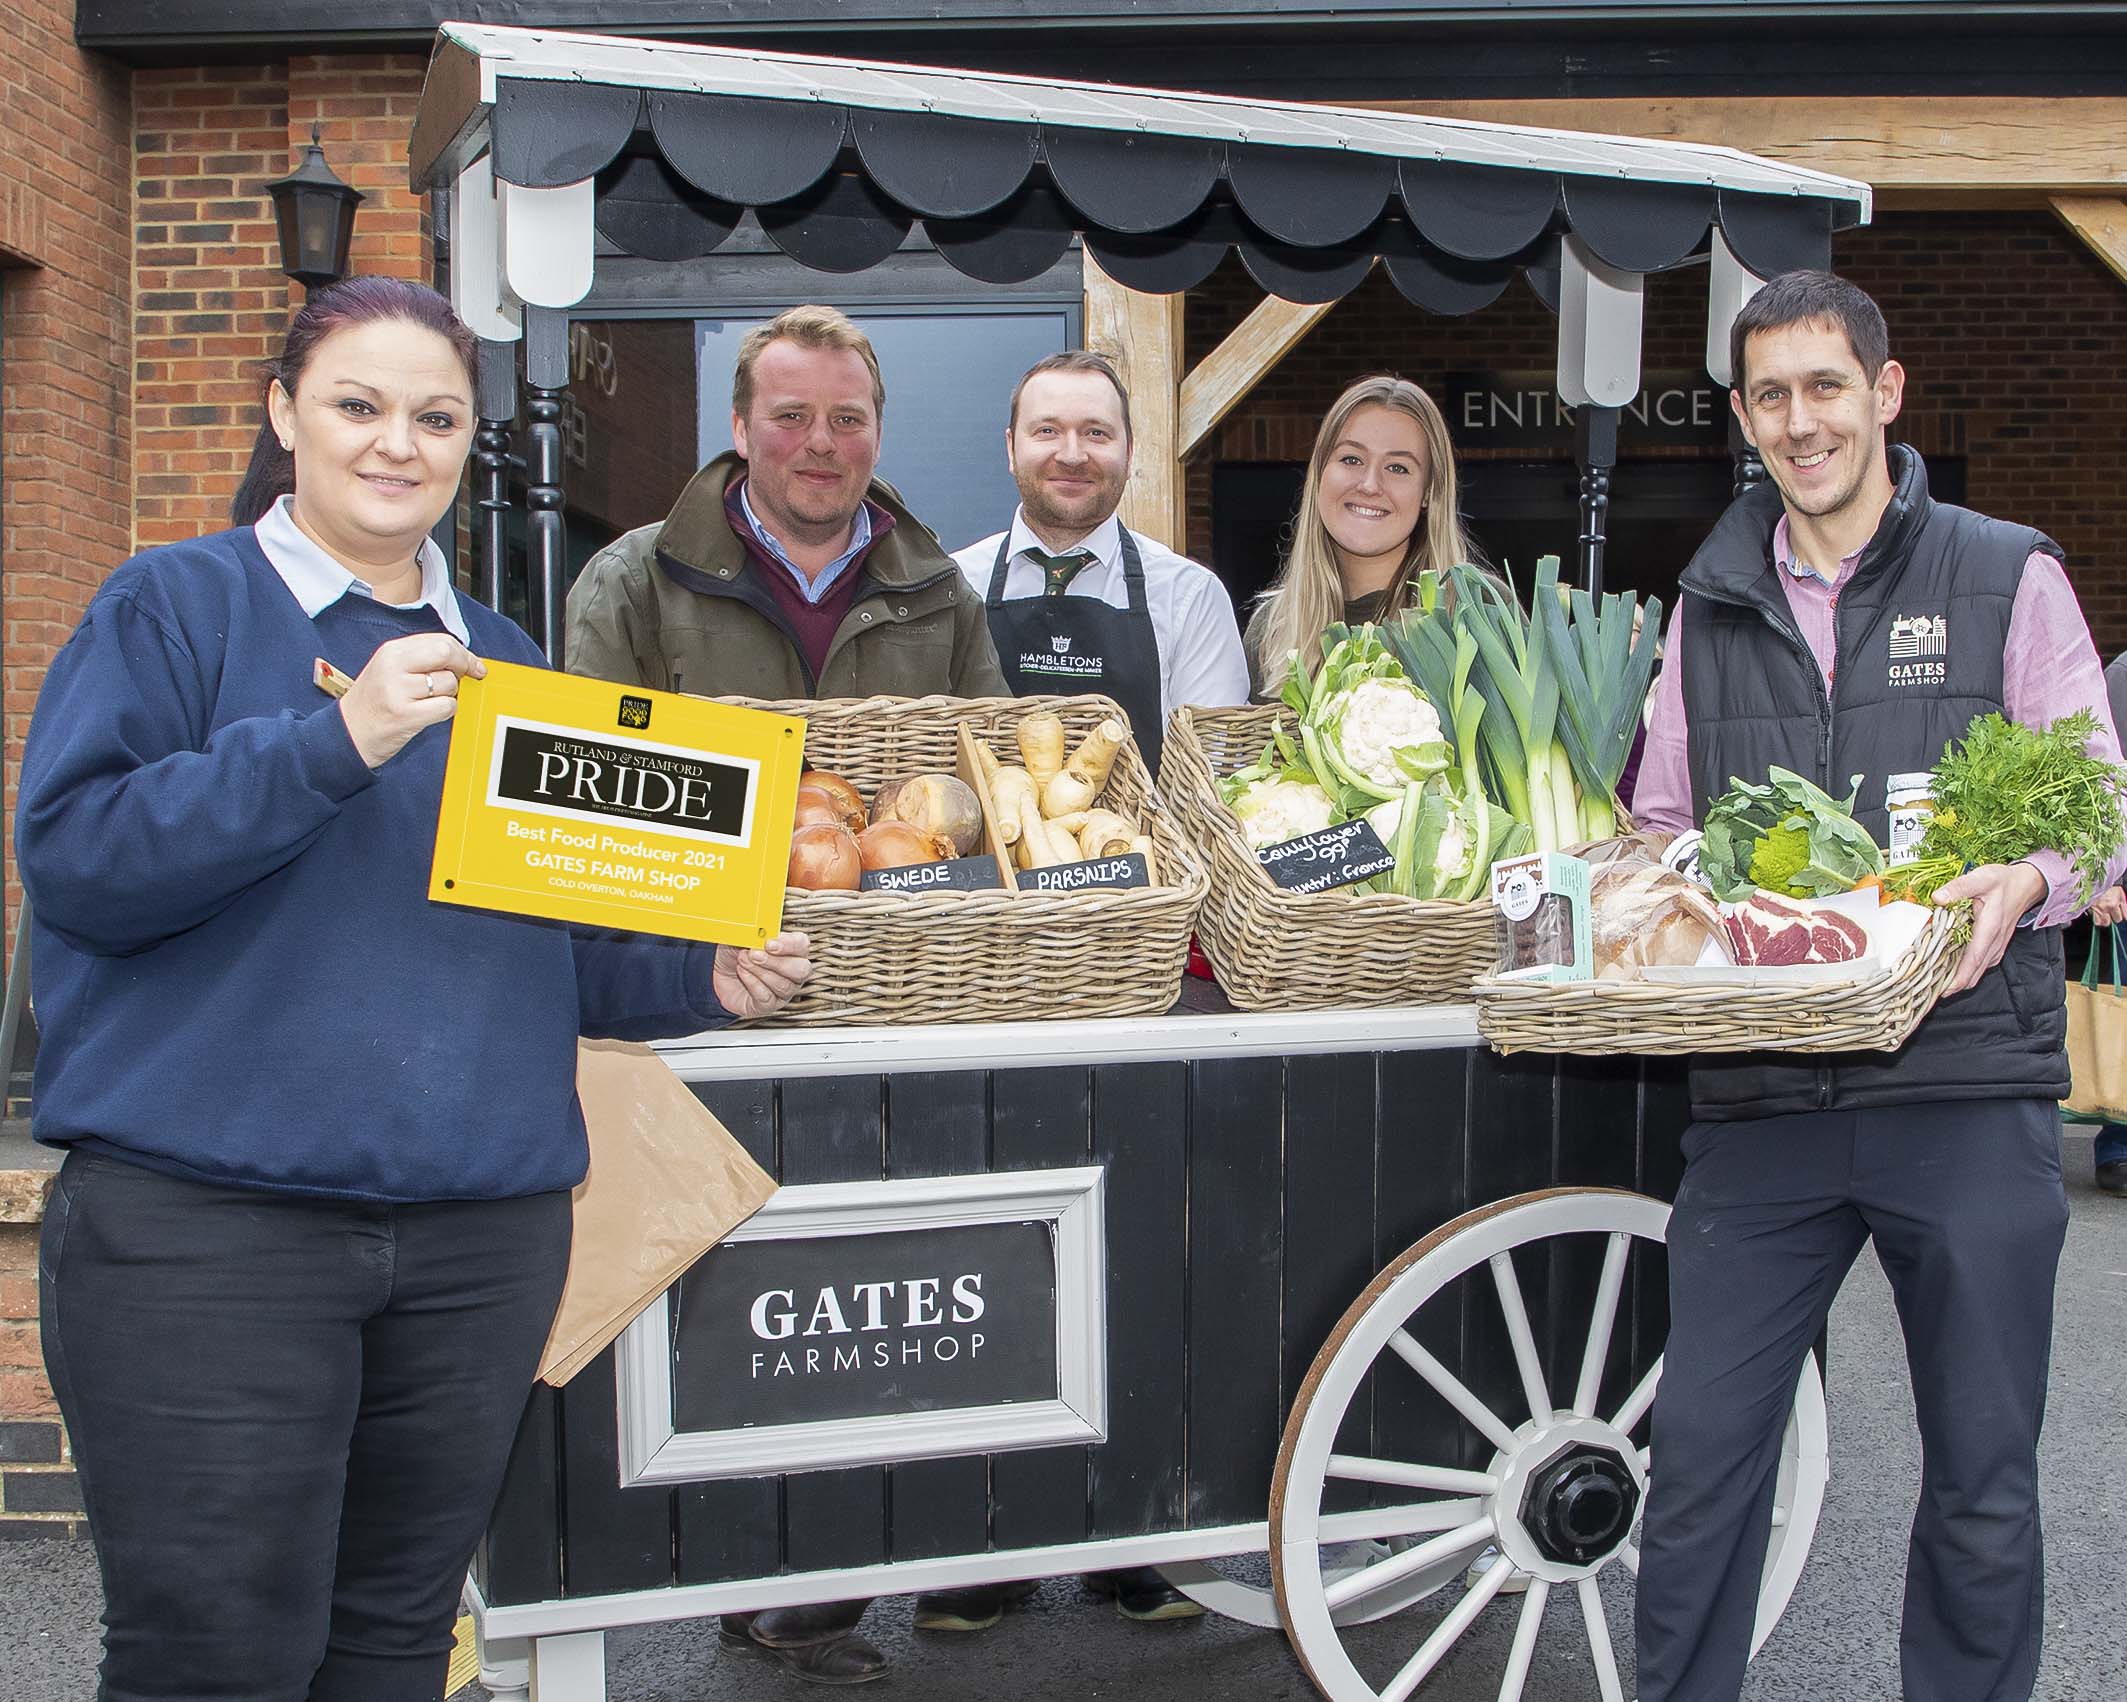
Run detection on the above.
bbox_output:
[913,1580,1039,1632]
[2098,1159,2127,1195]
[1082,1567,1204,1624]
[719,1624,889,1686]
[721,1604,889,1686]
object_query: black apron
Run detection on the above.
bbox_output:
[985,528,1167,777]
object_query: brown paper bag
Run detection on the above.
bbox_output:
[538,1039,777,1386]
[2064,926,2127,1124]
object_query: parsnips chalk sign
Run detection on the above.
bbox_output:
[430,661,807,946]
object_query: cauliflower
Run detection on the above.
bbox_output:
[1229,776,1337,849]
[1366,783,1476,899]
[1323,679,1445,790]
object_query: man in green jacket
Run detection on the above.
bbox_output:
[566,305,1001,1688]
[566,303,1006,700]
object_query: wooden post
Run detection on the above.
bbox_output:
[1083,252,1186,551]
[1178,291,1343,458]
[474,337,518,616]
[2052,196,2127,288]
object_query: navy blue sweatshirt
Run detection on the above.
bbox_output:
[17,527,729,1202]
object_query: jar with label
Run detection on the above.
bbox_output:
[1884,771,1935,867]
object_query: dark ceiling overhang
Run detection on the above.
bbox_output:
[75,3,2127,101]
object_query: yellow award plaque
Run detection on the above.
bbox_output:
[429,661,807,947]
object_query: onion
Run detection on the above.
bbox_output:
[794,786,848,832]
[858,821,952,870]
[881,772,984,856]
[800,769,866,830]
[787,824,861,890]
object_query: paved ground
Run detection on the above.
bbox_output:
[5,1129,2122,1701]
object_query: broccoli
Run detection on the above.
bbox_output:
[1746,821,1813,896]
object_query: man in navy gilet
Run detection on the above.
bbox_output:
[1631,270,2125,1701]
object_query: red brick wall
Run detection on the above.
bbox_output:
[1185,211,2127,658]
[0,0,135,951]
[133,54,432,550]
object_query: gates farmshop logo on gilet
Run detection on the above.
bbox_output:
[1888,613,1948,688]
[486,716,759,845]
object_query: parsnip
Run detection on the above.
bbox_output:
[1075,810,1137,859]
[1130,834,1159,885]
[1019,814,1080,867]
[1017,712,1066,789]
[986,765,1041,849]
[1041,719,1129,818]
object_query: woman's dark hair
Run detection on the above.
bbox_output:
[230,276,480,527]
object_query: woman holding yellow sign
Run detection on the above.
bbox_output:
[16,276,810,1702]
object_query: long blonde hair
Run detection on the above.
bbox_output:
[1253,376,1474,682]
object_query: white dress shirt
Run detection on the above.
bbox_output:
[254,495,470,643]
[952,511,1250,723]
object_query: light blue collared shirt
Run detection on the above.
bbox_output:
[253,495,470,643]
[738,480,873,606]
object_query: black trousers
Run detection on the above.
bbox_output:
[40,1148,572,1702]
[1636,1098,2067,1702]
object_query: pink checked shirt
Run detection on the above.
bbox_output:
[1632,515,2127,927]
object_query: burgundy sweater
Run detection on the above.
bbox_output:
[724,479,895,686]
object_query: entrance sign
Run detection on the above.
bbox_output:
[430,660,807,947]
[615,1167,1107,1483]
[1447,370,1727,449]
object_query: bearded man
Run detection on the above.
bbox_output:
[951,349,1247,778]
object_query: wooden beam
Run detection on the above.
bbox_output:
[1355,97,2127,205]
[1083,251,1186,550]
[1178,289,1342,459]
[2053,196,2127,289]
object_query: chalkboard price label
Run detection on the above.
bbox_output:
[859,854,1003,894]
[1021,852,1152,894]
[1256,820,1395,894]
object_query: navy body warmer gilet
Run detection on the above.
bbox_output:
[1678,446,2070,1120]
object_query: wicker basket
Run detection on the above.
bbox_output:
[732,692,1205,1026]
[1161,704,1494,1010]
[1472,905,1968,1055]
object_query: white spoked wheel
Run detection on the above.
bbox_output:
[1272,1188,1828,1702]
[1161,1540,1434,1630]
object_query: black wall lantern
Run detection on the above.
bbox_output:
[266,126,364,289]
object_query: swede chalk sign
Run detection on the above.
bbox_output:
[612,1168,1109,1483]
[429,660,807,947]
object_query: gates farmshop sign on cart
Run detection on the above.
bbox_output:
[429,661,806,947]
[613,1168,1108,1482]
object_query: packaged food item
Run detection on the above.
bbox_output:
[1490,852,1591,982]
[1883,771,1935,868]
[1588,858,1732,980]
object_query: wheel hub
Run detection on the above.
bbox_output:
[1518,1442,1641,1567]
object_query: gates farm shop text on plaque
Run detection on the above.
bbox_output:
[429,660,807,947]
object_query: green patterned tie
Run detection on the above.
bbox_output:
[1026,547,1095,596]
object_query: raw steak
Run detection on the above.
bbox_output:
[1723,893,1870,966]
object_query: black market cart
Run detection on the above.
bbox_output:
[461,1007,1828,1702]
[402,24,1866,1698]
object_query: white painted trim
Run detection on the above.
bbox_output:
[1557,235,1646,409]
[651,1002,1484,1081]
[451,153,522,342]
[463,1499,1439,1640]
[1705,226,1768,388]
[499,177,596,309]
[615,1168,1107,1484]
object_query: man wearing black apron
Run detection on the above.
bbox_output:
[924,352,1247,1639]
[954,350,1248,784]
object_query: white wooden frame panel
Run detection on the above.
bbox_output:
[615,1167,1107,1484]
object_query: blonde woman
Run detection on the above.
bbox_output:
[1244,375,1477,698]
